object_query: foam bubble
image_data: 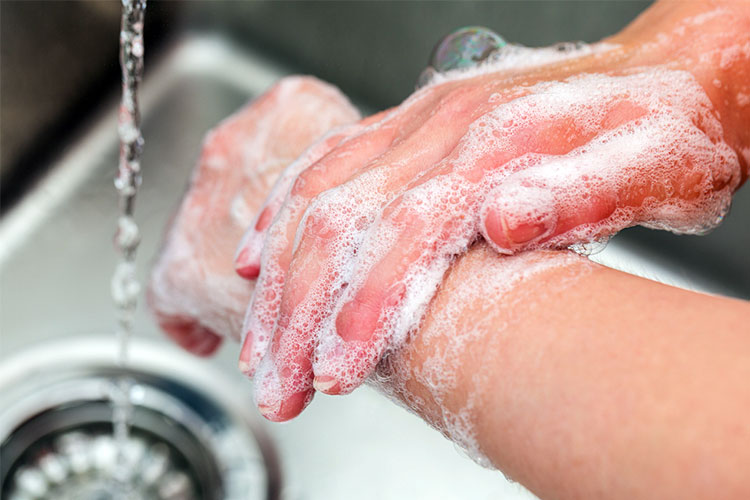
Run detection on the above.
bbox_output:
[478,68,740,252]
[369,247,592,467]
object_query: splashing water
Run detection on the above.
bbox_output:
[111,0,146,495]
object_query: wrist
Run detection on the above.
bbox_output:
[374,247,593,469]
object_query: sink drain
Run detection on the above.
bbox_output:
[0,338,281,500]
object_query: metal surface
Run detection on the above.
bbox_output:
[0,338,279,500]
[0,36,542,499]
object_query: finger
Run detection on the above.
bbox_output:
[148,75,358,355]
[238,111,407,377]
[310,146,556,394]
[234,123,364,279]
[308,93,659,394]
[147,266,224,357]
[239,84,466,377]
[155,313,223,357]
[254,353,316,422]
[233,80,364,278]
[250,76,644,395]
[481,111,741,253]
[256,83,503,404]
[252,216,336,420]
[314,209,429,395]
[311,174,484,395]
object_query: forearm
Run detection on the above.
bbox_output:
[379,245,750,499]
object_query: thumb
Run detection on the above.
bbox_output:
[480,173,617,254]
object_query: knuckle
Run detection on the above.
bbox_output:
[291,163,329,197]
[303,189,345,240]
[434,85,478,116]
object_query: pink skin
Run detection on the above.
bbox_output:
[242,85,507,417]
[234,90,454,374]
[276,71,739,406]
[234,122,365,280]
[235,108,399,377]
[148,76,359,355]
[245,10,750,420]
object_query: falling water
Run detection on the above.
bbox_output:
[111,0,146,493]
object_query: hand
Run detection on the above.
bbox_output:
[238,1,749,421]
[147,76,360,355]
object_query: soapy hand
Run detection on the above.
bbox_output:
[238,37,746,420]
[148,76,360,355]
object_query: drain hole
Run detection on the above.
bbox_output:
[2,400,222,499]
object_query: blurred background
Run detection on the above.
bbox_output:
[1,2,748,499]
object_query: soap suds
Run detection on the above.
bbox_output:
[305,67,739,399]
[370,248,592,467]
[250,65,740,416]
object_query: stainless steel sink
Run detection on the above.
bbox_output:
[0,36,545,499]
[0,337,279,500]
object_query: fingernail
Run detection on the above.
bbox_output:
[254,206,274,232]
[313,375,341,395]
[235,244,261,279]
[238,360,253,376]
[159,318,222,356]
[258,390,312,422]
[257,401,281,421]
[503,217,553,245]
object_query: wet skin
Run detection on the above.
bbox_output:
[233,0,750,421]
[149,0,750,425]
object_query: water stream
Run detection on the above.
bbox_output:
[111,0,147,493]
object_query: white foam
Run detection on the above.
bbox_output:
[251,66,740,415]
[299,67,737,405]
[369,247,592,467]
[478,68,740,251]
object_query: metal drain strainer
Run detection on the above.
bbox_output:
[0,338,281,500]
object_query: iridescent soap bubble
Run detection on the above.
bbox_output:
[429,26,506,73]
[417,26,506,89]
